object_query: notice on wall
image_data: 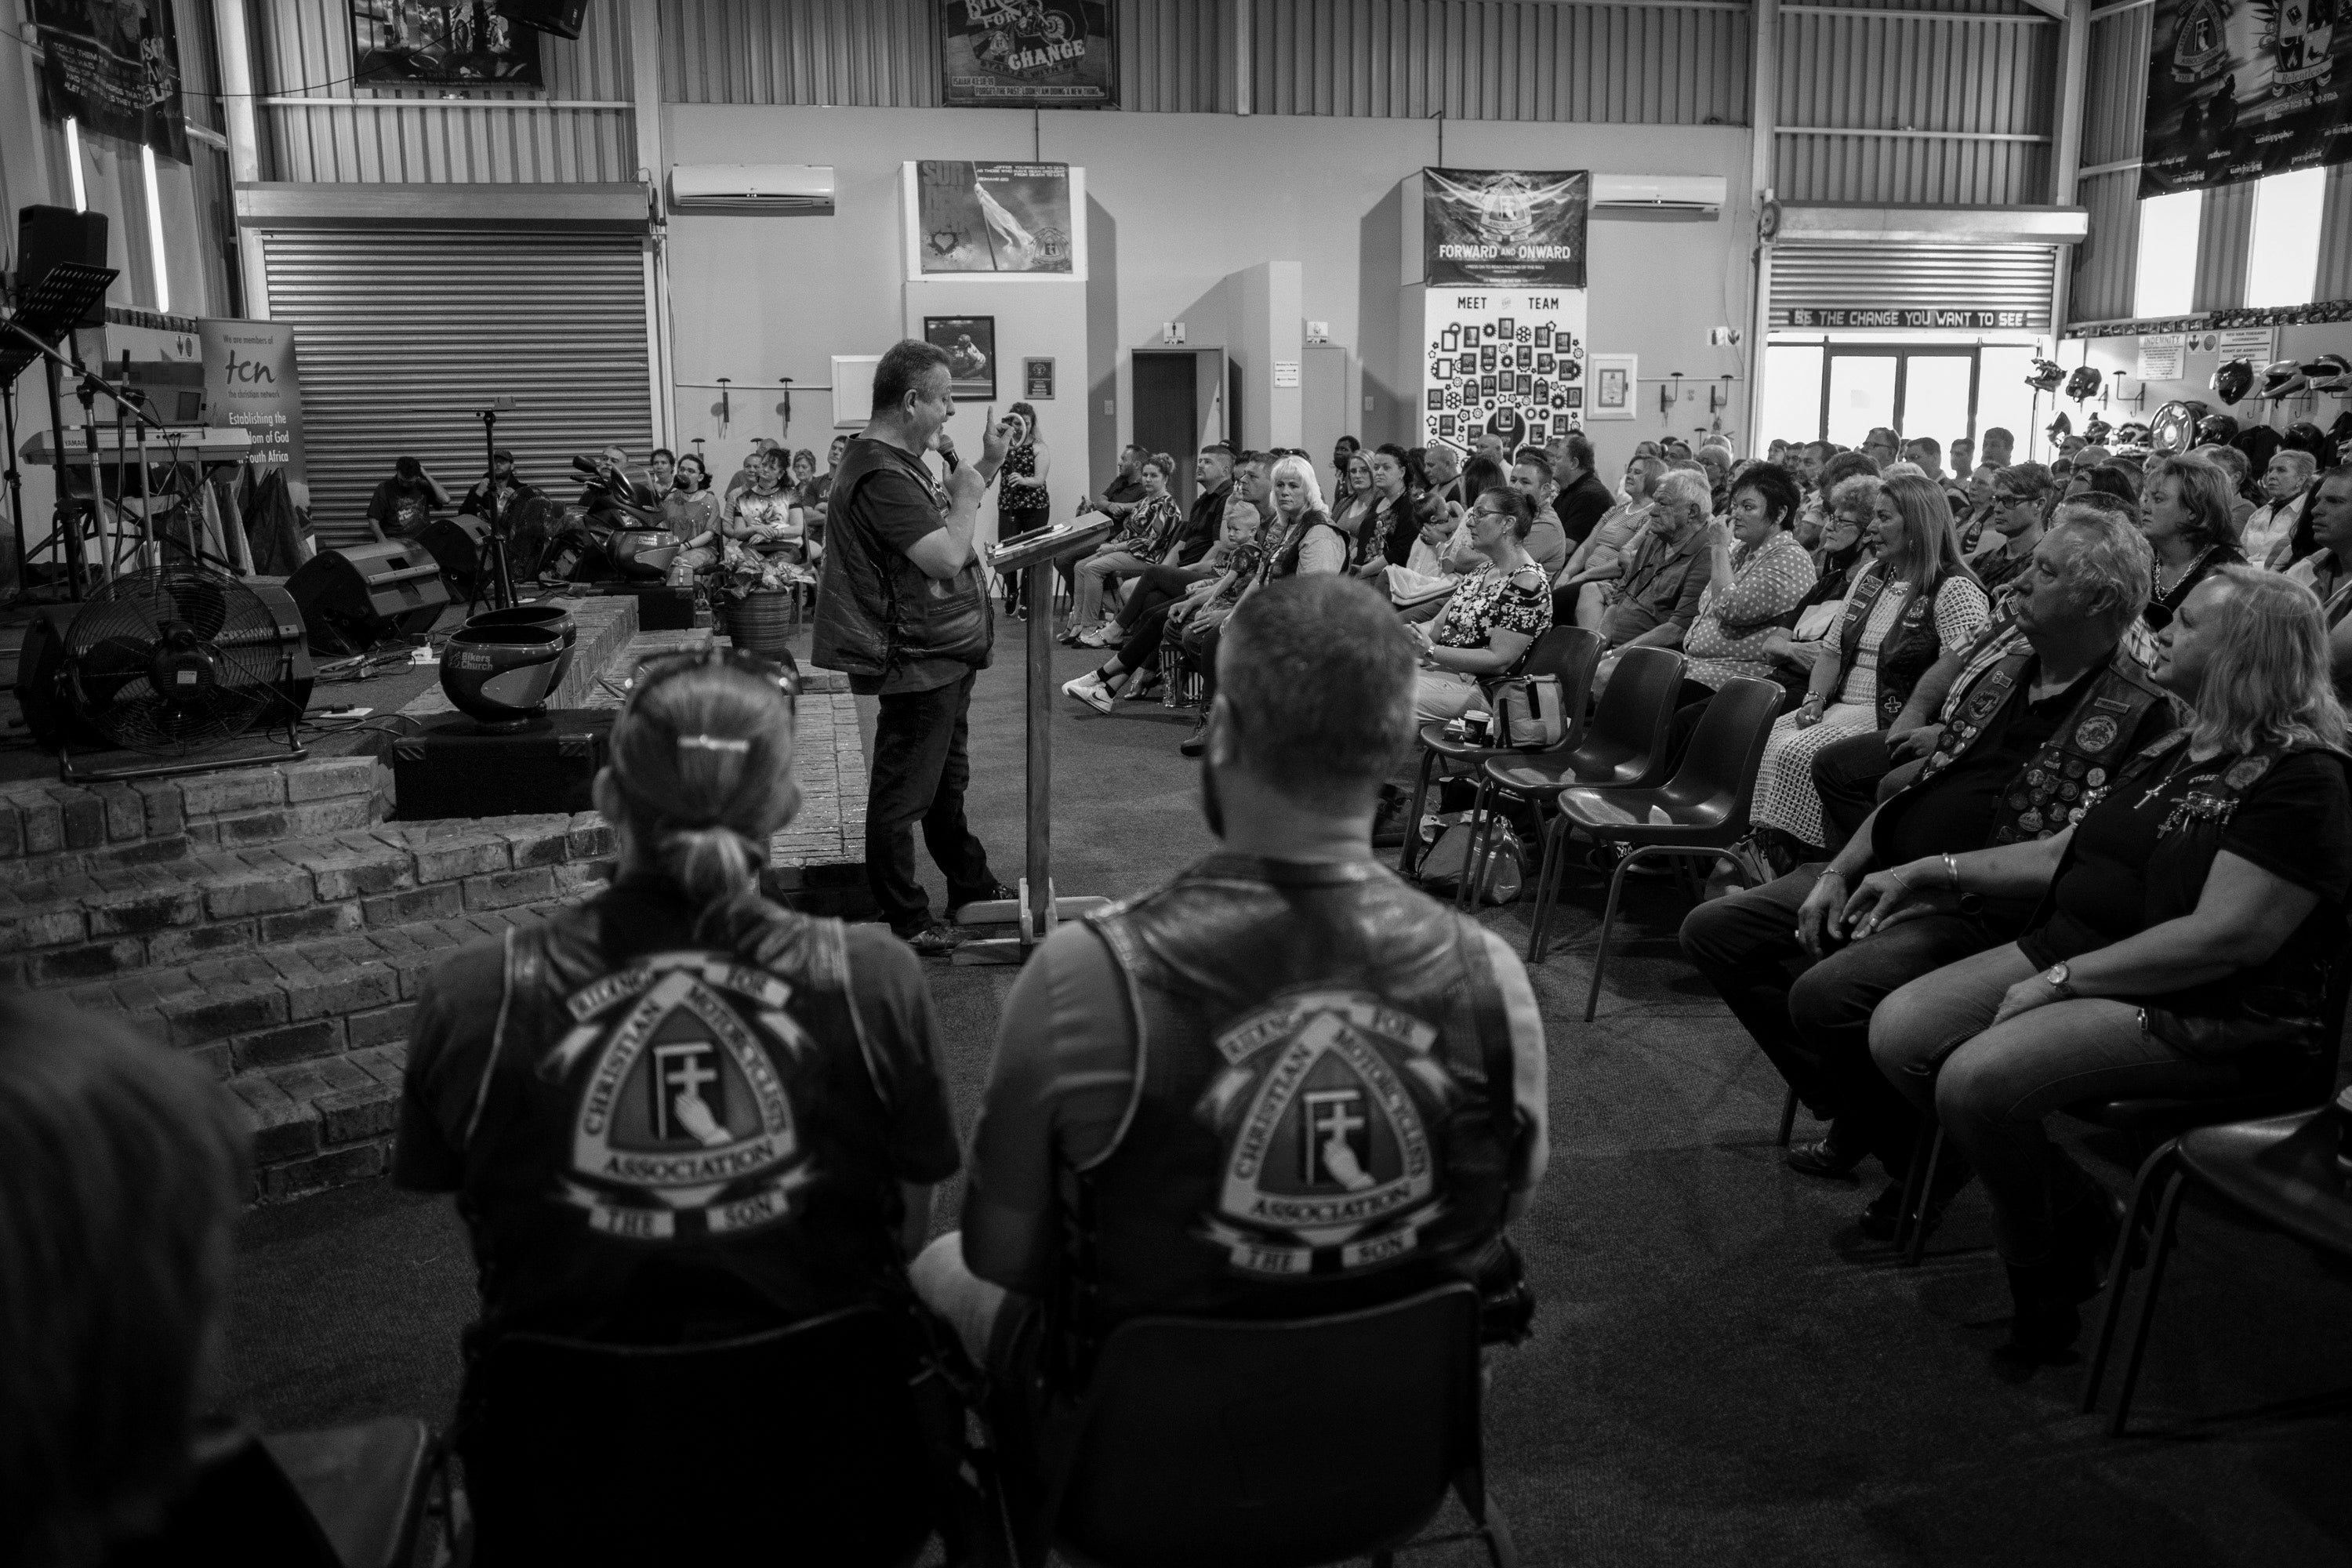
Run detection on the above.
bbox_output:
[2138,334,2189,382]
[1272,361,1300,388]
[1418,169,1591,290]
[940,0,1116,107]
[1418,288,1590,455]
[907,162,1083,278]
[2217,326,2278,361]
[198,319,307,484]
[31,0,187,161]
[2139,0,2352,198]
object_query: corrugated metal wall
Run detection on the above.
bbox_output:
[2073,0,2151,321]
[1770,243,2056,326]
[261,230,654,549]
[1249,1,1751,124]
[1772,4,2056,205]
[250,0,637,183]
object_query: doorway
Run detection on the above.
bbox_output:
[1131,350,1227,507]
[1762,343,2007,453]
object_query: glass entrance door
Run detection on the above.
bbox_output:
[1766,344,1990,454]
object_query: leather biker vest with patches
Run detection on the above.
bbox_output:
[1071,855,1521,1341]
[453,895,906,1345]
[811,437,993,679]
[1836,562,1942,728]
[1909,647,2172,844]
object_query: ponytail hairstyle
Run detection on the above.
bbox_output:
[607,652,800,938]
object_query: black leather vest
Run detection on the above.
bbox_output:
[811,437,993,680]
[1069,856,1522,1345]
[452,894,909,1348]
[1836,561,1944,728]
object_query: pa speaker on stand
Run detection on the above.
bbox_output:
[286,541,452,654]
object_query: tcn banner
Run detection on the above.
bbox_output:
[31,0,187,162]
[1418,289,1590,456]
[1421,169,1591,290]
[200,319,309,487]
[940,1,1116,107]
[2140,0,2352,198]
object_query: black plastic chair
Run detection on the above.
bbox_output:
[111,1417,436,1568]
[1044,1283,1515,1568]
[1475,646,1687,962]
[1538,677,1782,1017]
[1397,625,1603,883]
[461,1307,938,1565]
[2079,1108,2352,1436]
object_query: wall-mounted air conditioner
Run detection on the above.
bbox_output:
[670,164,836,215]
[1592,173,1726,213]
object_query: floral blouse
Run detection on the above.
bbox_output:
[1433,561,1552,650]
[1684,531,1817,689]
[1117,492,1182,558]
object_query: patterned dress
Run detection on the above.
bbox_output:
[1682,532,1817,691]
[998,441,1049,513]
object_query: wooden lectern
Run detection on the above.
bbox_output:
[953,513,1123,964]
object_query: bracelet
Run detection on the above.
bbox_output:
[1942,851,1962,892]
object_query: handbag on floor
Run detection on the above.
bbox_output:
[1484,672,1567,750]
[1417,815,1526,905]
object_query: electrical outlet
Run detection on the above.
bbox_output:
[1102,399,1115,416]
[1363,396,1374,412]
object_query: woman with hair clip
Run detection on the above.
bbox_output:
[1860,567,2352,1359]
[2137,452,2243,631]
[391,649,962,1554]
[1750,473,1989,856]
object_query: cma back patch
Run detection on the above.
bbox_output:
[1195,990,1458,1278]
[540,952,816,1241]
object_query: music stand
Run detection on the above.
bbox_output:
[953,512,1123,965]
[2,260,118,600]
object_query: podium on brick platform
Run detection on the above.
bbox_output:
[953,513,1123,965]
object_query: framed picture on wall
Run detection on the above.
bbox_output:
[924,317,997,401]
[1024,357,1055,399]
[1588,354,1638,421]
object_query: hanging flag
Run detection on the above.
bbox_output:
[2140,0,2352,197]
[31,0,188,162]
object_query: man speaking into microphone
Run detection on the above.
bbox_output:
[813,339,1012,956]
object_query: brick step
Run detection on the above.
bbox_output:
[0,756,395,877]
[2,812,618,990]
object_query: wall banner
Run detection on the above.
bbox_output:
[940,1,1116,107]
[31,0,187,161]
[2140,0,2352,198]
[909,162,1081,277]
[1418,289,1590,456]
[198,319,308,485]
[1421,169,1590,290]
[352,2,543,89]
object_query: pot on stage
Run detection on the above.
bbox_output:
[608,527,682,581]
[440,623,567,731]
[465,604,577,691]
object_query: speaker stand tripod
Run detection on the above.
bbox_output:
[2,260,118,601]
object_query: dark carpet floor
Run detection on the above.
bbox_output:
[227,627,2352,1566]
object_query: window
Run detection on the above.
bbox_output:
[140,144,170,314]
[2245,167,2325,310]
[2134,191,2201,319]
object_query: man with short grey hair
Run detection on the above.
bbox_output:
[1682,507,2178,1230]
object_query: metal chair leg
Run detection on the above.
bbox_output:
[1457,775,1497,913]
[1583,841,1642,1022]
[1526,810,1568,963]
[1399,747,1439,878]
[2109,1166,2189,1437]
[2083,1142,2180,1414]
[1902,1125,1945,1268]
[1891,1120,1936,1255]
[1777,1087,1798,1148]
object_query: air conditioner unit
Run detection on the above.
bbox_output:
[670,164,836,215]
[1591,173,1726,213]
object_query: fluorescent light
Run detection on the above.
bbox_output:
[2246,167,2325,310]
[141,144,169,314]
[2133,191,2201,319]
[65,117,87,212]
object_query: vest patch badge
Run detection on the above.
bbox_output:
[2074,716,2118,754]
[1196,990,1452,1278]
[548,953,815,1242]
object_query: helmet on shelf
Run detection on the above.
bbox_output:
[2193,413,2241,447]
[2082,413,2114,446]
[2148,401,2205,453]
[2114,421,2152,448]
[2046,410,2073,443]
[2027,358,2066,394]
[2258,358,2310,399]
[2307,354,2352,394]
[2209,358,2255,405]
[2063,365,2103,402]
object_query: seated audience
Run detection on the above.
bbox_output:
[1329,448,1378,562]
[2282,465,2352,704]
[1547,430,1615,547]
[1353,443,1419,569]
[0,995,250,1568]
[2139,452,2245,631]
[1867,566,2352,1358]
[1080,443,1151,526]
[368,455,452,539]
[2241,448,2318,570]
[1554,454,1664,628]
[1407,487,1553,722]
[2063,463,2138,513]
[1683,508,2166,1231]
[581,445,660,532]
[1067,452,1182,644]
[459,447,539,527]
[1966,463,2056,599]
[1666,463,1816,748]
[913,576,1548,1524]
[1695,442,1734,511]
[1330,434,1364,510]
[394,650,960,1548]
[1501,447,1571,580]
[1952,463,2001,554]
[1063,493,1266,713]
[1904,436,1967,517]
[2202,443,2256,537]
[669,453,726,572]
[1980,426,2016,469]
[1592,469,1713,667]
[1761,474,1878,706]
[1863,426,1901,469]
[724,447,807,560]
[1423,441,1465,509]
[723,437,779,502]
[1950,436,1976,481]
[1750,474,1989,857]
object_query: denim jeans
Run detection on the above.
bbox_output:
[866,669,998,932]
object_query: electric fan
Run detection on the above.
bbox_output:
[16,564,314,778]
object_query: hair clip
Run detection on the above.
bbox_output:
[677,734,753,754]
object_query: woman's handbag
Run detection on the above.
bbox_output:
[1417,815,1526,905]
[1484,673,1567,750]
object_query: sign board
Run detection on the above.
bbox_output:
[1783,307,2037,330]
[939,0,1116,108]
[2217,326,2278,361]
[905,162,1085,279]
[1417,288,1590,452]
[31,0,187,161]
[2139,0,2352,198]
[1416,169,1591,290]
[2137,333,2188,382]
[198,318,307,481]
[1272,361,1300,389]
[1023,357,1055,399]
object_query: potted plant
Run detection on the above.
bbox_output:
[712,543,815,656]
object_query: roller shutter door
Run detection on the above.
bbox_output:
[261,230,654,550]
[1769,244,2057,332]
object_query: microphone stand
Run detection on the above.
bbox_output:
[474,405,517,610]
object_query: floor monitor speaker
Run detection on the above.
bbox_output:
[16,205,109,328]
[413,515,492,603]
[287,540,452,653]
[391,709,613,819]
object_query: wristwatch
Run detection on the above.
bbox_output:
[2040,961,2076,1000]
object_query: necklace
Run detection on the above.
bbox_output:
[2153,547,2209,598]
[2132,746,2211,810]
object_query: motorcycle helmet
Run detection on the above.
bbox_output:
[2258,358,2309,399]
[2209,358,2255,405]
[2147,400,2205,454]
[2307,353,2352,394]
[2331,410,2352,448]
[2026,358,2066,394]
[2082,413,2114,446]
[2063,365,2103,402]
[2114,421,2152,449]
[2231,424,2281,475]
[2282,420,2337,468]
[2046,411,2073,444]
[2193,412,2240,447]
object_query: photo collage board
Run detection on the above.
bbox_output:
[1419,288,1590,457]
